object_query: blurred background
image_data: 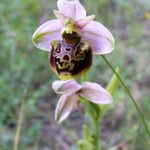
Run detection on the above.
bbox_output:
[0,0,150,149]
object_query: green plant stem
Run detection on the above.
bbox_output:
[79,74,104,150]
[78,98,102,150]
[93,118,101,150]
[101,55,150,137]
[13,90,27,150]
[85,101,101,150]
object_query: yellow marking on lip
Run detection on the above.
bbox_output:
[56,66,91,81]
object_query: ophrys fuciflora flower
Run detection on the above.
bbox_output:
[32,0,115,80]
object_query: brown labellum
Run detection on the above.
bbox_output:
[50,32,92,80]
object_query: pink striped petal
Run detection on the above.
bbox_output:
[79,82,113,104]
[57,0,86,20]
[32,19,62,51]
[76,15,95,29]
[81,21,115,55]
[55,94,78,123]
[52,80,81,95]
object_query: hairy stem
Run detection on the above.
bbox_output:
[101,55,150,137]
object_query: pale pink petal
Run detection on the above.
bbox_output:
[81,21,115,55]
[52,80,81,95]
[32,19,62,51]
[53,10,67,25]
[76,15,95,29]
[79,82,113,104]
[57,0,86,20]
[55,94,78,123]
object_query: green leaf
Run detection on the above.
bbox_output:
[107,67,120,95]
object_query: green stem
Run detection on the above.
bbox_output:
[93,118,101,150]
[86,102,101,150]
[13,90,27,150]
[101,55,150,137]
[77,98,102,150]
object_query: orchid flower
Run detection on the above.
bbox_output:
[32,0,115,80]
[52,80,113,123]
